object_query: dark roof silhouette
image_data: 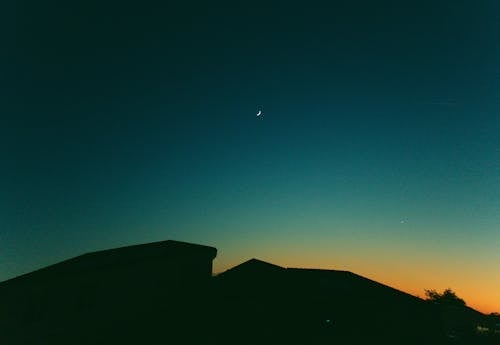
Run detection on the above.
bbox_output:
[218,258,284,276]
[0,240,494,345]
[285,267,424,303]
[213,258,448,344]
[0,239,218,345]
[0,239,217,286]
[218,259,422,304]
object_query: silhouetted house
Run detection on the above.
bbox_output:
[214,259,442,344]
[0,240,217,345]
[0,241,492,345]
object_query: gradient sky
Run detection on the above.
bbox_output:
[3,1,499,313]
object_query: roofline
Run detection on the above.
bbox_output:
[0,239,217,285]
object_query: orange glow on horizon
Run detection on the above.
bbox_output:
[213,252,500,315]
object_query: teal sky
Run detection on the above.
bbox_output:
[2,1,499,312]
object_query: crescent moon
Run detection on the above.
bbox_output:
[256,110,262,116]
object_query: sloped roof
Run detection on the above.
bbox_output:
[285,267,424,305]
[217,258,284,278]
[0,239,217,286]
[220,260,418,297]
[217,259,427,308]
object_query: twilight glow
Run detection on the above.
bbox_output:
[2,0,499,314]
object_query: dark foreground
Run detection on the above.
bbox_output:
[1,240,498,344]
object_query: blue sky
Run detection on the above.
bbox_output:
[2,0,499,312]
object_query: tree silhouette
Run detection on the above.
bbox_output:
[424,288,466,307]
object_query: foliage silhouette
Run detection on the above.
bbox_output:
[424,288,466,307]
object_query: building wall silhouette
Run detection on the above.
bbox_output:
[0,240,494,345]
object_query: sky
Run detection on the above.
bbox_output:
[2,1,499,313]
